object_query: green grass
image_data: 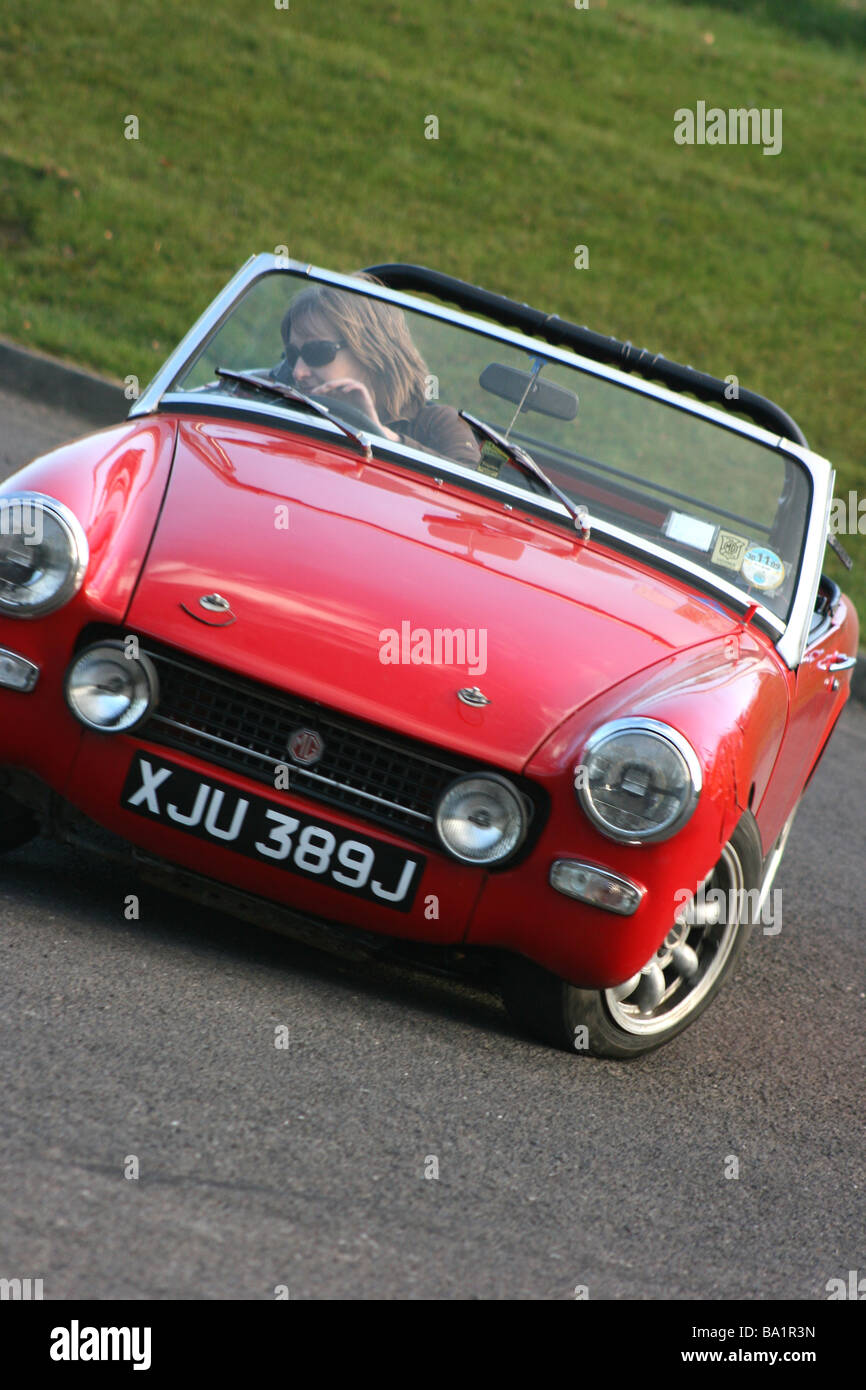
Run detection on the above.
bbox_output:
[1,0,864,616]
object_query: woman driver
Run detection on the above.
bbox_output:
[279,275,481,467]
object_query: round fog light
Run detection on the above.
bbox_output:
[65,642,159,732]
[435,773,527,865]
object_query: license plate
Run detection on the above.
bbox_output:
[121,753,424,912]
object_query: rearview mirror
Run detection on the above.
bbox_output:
[479,363,579,420]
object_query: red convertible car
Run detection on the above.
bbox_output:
[0,255,858,1055]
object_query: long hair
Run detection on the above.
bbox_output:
[281,273,428,422]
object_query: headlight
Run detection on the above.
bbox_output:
[576,718,701,844]
[65,642,159,732]
[435,773,527,865]
[0,492,89,617]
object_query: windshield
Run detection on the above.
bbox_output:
[168,270,811,624]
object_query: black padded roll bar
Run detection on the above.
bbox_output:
[365,262,808,447]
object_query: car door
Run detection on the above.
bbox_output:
[756,578,858,850]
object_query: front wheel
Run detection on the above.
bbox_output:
[500,815,764,1058]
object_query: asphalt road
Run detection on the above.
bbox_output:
[0,386,863,1301]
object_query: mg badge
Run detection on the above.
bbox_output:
[287,728,324,766]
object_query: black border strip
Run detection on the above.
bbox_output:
[364,262,809,447]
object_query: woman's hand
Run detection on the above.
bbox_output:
[309,379,400,440]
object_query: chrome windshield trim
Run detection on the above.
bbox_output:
[130,253,832,668]
[129,254,261,420]
[774,443,835,669]
[147,714,434,823]
[130,254,785,447]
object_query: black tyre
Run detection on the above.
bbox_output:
[0,797,40,853]
[500,814,764,1058]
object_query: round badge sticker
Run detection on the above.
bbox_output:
[741,545,785,592]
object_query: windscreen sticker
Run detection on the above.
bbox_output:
[663,511,716,551]
[741,544,785,591]
[712,530,750,572]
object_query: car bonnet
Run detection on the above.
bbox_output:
[123,417,742,769]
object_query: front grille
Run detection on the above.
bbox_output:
[135,642,510,846]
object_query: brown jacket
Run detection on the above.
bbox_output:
[388,403,481,467]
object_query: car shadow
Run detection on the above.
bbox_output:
[5,837,521,1045]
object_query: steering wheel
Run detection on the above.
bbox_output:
[320,396,384,437]
[269,360,384,436]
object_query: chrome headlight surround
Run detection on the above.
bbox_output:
[435,772,528,866]
[0,492,89,618]
[576,717,702,845]
[65,640,159,733]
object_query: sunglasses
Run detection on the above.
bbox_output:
[282,339,346,370]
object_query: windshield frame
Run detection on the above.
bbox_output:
[129,253,835,671]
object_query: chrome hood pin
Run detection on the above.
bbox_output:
[458,686,490,707]
[179,593,236,627]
